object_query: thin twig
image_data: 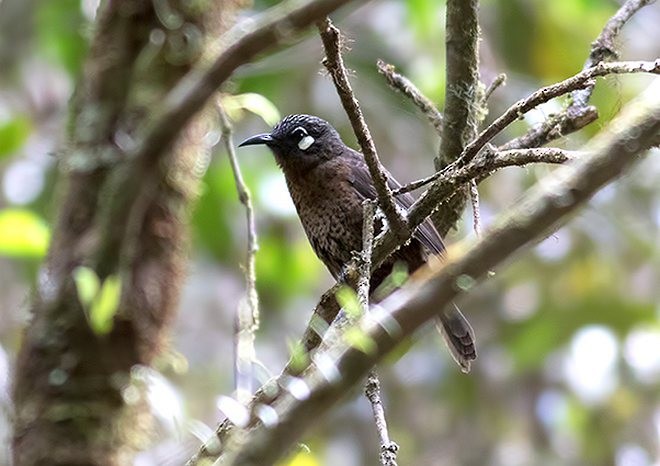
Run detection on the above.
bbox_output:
[211,81,660,466]
[317,18,410,238]
[218,105,260,404]
[505,0,653,150]
[393,147,577,195]
[569,0,655,111]
[484,73,507,102]
[500,106,599,151]
[454,60,660,169]
[358,200,376,309]
[376,59,444,135]
[365,373,399,466]
[358,201,399,466]
[469,181,481,237]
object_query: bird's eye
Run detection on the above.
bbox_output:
[292,126,315,151]
[291,127,308,140]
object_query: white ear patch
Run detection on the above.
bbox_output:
[298,135,315,150]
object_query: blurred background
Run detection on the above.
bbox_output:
[1,0,659,465]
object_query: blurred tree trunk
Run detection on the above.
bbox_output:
[12,1,238,464]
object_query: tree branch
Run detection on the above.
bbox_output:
[503,0,653,151]
[569,0,655,111]
[433,0,482,236]
[213,79,660,466]
[134,0,365,171]
[376,59,444,135]
[218,105,260,404]
[317,18,409,238]
[446,60,659,172]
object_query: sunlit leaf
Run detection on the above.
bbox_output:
[0,117,31,158]
[278,450,321,466]
[344,327,377,355]
[335,286,363,319]
[286,339,309,374]
[0,209,50,259]
[88,275,122,335]
[73,266,100,307]
[222,93,281,125]
[35,0,88,75]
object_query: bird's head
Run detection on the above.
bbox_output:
[238,114,343,170]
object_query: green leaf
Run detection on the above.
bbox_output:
[73,266,100,307]
[222,93,281,125]
[35,0,88,75]
[286,339,310,374]
[335,286,363,319]
[0,117,31,158]
[0,209,50,259]
[89,275,122,335]
[344,327,377,355]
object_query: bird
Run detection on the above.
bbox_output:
[239,114,476,372]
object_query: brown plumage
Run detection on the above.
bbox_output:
[239,114,476,371]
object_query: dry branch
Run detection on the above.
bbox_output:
[377,59,444,135]
[218,105,260,404]
[317,18,409,238]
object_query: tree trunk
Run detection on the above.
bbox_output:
[12,1,237,464]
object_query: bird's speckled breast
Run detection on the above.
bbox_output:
[283,159,364,278]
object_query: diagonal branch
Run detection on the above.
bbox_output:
[133,0,365,170]
[448,60,659,173]
[317,18,410,238]
[377,60,444,135]
[504,0,654,151]
[570,0,655,111]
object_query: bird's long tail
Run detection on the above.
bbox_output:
[436,303,477,373]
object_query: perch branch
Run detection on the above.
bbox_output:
[359,201,399,466]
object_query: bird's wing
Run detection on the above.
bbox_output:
[347,152,445,256]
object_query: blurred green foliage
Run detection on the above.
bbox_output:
[0,0,659,465]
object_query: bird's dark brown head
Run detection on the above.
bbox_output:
[238,114,343,170]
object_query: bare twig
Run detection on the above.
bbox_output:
[365,373,399,466]
[377,59,444,135]
[393,147,577,195]
[469,181,481,237]
[453,60,660,170]
[218,105,260,404]
[569,0,655,111]
[499,107,599,151]
[505,0,653,150]
[358,200,376,308]
[484,74,507,103]
[317,18,410,238]
[358,201,399,466]
[212,81,660,466]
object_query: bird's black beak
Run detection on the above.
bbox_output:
[238,133,274,147]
